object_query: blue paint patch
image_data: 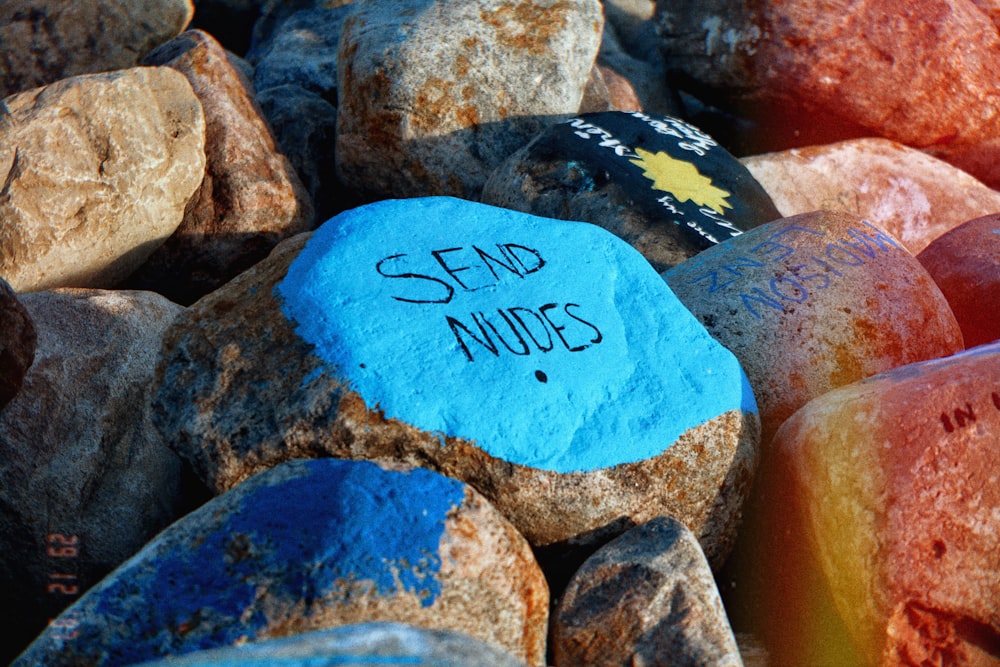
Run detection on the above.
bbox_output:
[277,197,756,473]
[66,460,465,666]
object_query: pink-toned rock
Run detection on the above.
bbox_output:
[740,138,1000,254]
[0,278,36,410]
[918,214,1000,347]
[664,210,965,442]
[124,29,313,305]
[760,343,1000,665]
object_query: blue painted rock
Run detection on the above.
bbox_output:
[664,210,965,442]
[482,111,780,272]
[0,276,36,409]
[15,459,548,666]
[136,622,527,667]
[151,197,759,570]
[918,213,1000,348]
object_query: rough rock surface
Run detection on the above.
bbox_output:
[17,459,549,667]
[151,198,759,577]
[741,138,1000,254]
[0,67,206,293]
[552,516,742,666]
[0,289,186,661]
[0,278,36,409]
[760,344,1000,666]
[0,0,194,98]
[664,210,965,442]
[124,29,313,305]
[918,214,1000,347]
[336,0,604,200]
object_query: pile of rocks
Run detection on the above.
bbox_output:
[1,1,999,665]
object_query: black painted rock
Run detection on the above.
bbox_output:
[0,277,36,410]
[482,111,780,272]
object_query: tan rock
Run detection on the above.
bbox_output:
[0,67,206,293]
[0,0,194,98]
[741,138,1000,254]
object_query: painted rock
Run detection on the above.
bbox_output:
[482,111,780,273]
[758,343,1000,666]
[0,277,36,410]
[151,197,759,574]
[15,459,548,667]
[664,210,965,443]
[551,516,742,667]
[136,623,527,667]
[918,214,1000,348]
[741,138,1000,254]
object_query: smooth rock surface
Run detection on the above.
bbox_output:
[136,623,527,667]
[0,289,186,663]
[664,210,966,442]
[552,516,742,667]
[0,67,206,293]
[741,138,1000,254]
[918,214,1000,347]
[16,459,549,666]
[0,278,36,409]
[151,197,759,573]
[0,0,194,98]
[482,111,780,272]
[125,29,314,305]
[336,0,604,200]
[760,343,1000,666]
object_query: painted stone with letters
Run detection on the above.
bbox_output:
[16,459,548,666]
[664,210,965,443]
[482,111,780,272]
[151,197,759,573]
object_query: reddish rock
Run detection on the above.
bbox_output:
[0,278,36,410]
[918,214,1000,347]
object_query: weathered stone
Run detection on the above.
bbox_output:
[0,68,206,293]
[918,214,1000,348]
[336,0,604,200]
[0,277,36,409]
[758,343,1000,666]
[151,198,759,577]
[664,210,965,443]
[552,516,742,667]
[0,289,186,663]
[137,623,528,667]
[122,30,313,305]
[16,459,549,666]
[482,111,780,273]
[653,0,1000,187]
[0,1,194,98]
[741,138,1000,254]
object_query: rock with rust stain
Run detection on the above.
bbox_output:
[551,516,742,667]
[918,214,1000,348]
[756,343,1000,666]
[336,0,604,201]
[0,277,36,410]
[15,459,549,667]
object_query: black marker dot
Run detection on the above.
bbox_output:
[535,370,547,383]
[359,363,366,369]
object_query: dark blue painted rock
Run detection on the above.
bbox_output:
[14,459,548,666]
[151,197,759,572]
[482,111,780,272]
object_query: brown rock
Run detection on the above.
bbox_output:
[0,0,194,98]
[0,67,206,293]
[124,30,314,305]
[664,210,965,442]
[0,277,36,409]
[918,214,1000,348]
[741,138,1000,254]
[552,516,742,666]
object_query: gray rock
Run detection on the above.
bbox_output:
[0,277,36,409]
[552,516,742,666]
[0,289,186,662]
[16,459,549,666]
[335,0,604,200]
[0,68,206,293]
